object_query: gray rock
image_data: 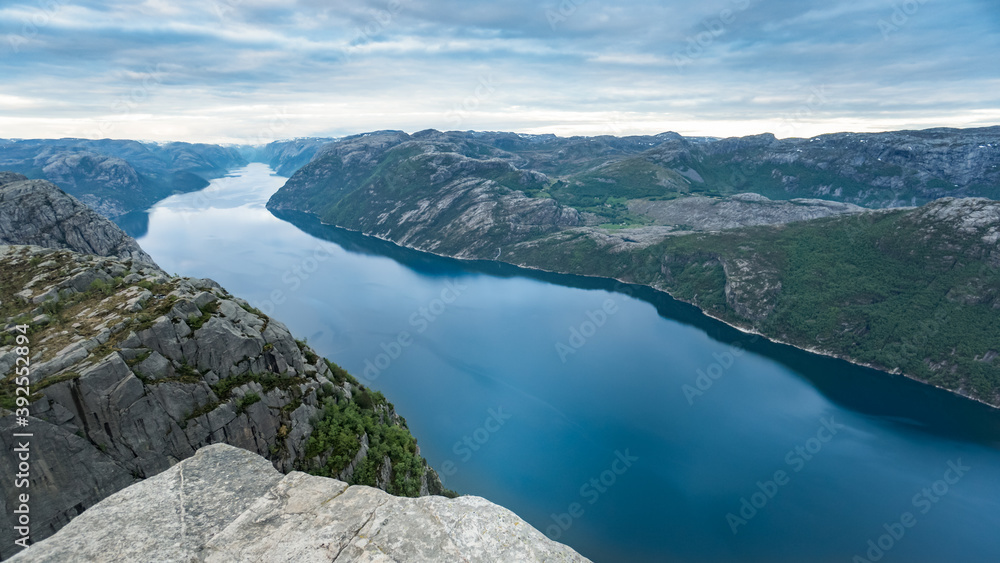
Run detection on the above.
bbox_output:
[134,350,171,380]
[629,193,865,232]
[10,445,590,563]
[0,244,451,557]
[0,178,158,266]
[0,415,136,556]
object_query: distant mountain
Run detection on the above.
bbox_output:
[241,138,337,177]
[0,139,247,218]
[267,127,1000,407]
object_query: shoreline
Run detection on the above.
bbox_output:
[275,205,1000,413]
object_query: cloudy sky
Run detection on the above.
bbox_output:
[1,0,998,143]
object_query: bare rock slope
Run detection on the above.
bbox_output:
[9,444,590,563]
[0,173,156,265]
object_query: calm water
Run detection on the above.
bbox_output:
[133,164,1000,563]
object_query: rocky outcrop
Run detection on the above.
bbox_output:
[0,245,444,559]
[9,444,589,563]
[0,175,156,265]
[629,193,866,231]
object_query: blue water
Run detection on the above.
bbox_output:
[135,164,1000,563]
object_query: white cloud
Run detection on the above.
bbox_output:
[0,0,996,142]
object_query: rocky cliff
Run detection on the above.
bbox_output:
[9,444,589,563]
[0,173,156,265]
[268,131,586,259]
[0,245,446,559]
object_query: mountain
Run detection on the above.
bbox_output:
[0,173,156,265]
[0,139,247,218]
[0,242,454,558]
[242,138,337,177]
[267,128,1000,407]
[9,444,589,563]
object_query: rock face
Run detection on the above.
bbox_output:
[629,193,866,231]
[0,174,157,265]
[268,131,585,259]
[9,444,590,563]
[0,245,445,559]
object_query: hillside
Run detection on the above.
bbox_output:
[267,128,1000,408]
[241,138,337,176]
[0,244,450,558]
[0,173,156,265]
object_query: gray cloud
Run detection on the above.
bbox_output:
[0,0,997,142]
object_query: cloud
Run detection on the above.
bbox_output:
[0,0,997,142]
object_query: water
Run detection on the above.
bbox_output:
[133,164,1000,563]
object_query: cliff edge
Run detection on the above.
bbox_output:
[8,444,590,563]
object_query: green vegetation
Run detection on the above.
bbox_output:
[302,396,426,497]
[186,300,219,331]
[505,206,1000,404]
[235,392,261,414]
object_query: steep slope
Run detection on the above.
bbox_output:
[0,173,156,265]
[0,245,447,559]
[9,444,589,563]
[245,137,336,176]
[267,128,1000,408]
[268,131,585,258]
[0,140,247,218]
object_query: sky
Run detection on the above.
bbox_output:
[0,0,998,144]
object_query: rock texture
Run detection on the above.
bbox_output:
[9,444,589,563]
[268,131,586,259]
[629,193,866,231]
[0,245,444,559]
[0,174,157,265]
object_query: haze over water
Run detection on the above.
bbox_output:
[135,164,1000,563]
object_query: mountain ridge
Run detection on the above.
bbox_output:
[266,127,1000,408]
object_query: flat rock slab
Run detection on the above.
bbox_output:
[10,444,591,563]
